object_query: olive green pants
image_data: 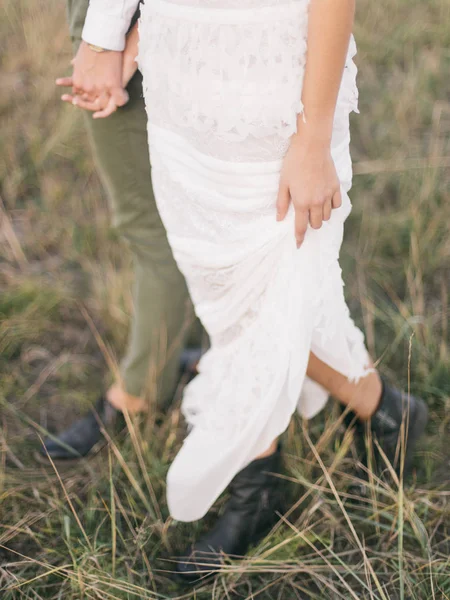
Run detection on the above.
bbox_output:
[67,0,195,406]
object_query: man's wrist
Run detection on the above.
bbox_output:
[82,6,129,51]
[87,43,109,53]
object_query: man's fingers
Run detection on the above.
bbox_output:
[110,87,129,107]
[332,187,342,209]
[276,183,290,221]
[56,77,73,87]
[295,207,309,248]
[72,79,96,98]
[93,95,118,119]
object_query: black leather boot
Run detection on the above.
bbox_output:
[348,378,428,475]
[176,446,285,582]
[40,396,125,459]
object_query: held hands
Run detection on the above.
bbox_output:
[56,25,139,118]
[276,124,341,248]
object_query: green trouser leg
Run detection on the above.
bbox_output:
[67,0,196,407]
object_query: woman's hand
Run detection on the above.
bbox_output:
[276,129,342,248]
[276,0,354,248]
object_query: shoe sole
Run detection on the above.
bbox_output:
[33,450,97,468]
[33,441,105,465]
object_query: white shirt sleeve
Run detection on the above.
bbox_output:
[81,0,141,51]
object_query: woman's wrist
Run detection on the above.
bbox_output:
[294,112,333,147]
[122,56,138,87]
[123,52,137,69]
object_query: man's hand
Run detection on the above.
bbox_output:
[57,41,129,118]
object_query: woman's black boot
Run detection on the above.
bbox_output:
[347,378,428,475]
[176,446,285,582]
[369,378,428,473]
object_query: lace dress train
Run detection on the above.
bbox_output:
[138,0,372,522]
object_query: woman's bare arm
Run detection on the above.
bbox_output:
[122,23,140,88]
[277,0,356,247]
[299,0,355,143]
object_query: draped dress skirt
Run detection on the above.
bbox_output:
[138,0,372,522]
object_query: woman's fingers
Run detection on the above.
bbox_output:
[61,94,75,105]
[75,90,109,109]
[309,204,324,230]
[61,94,90,110]
[60,93,109,112]
[295,206,309,248]
[332,187,342,209]
[72,96,104,111]
[93,95,118,119]
[276,182,290,221]
[322,197,332,221]
[110,87,129,108]
[90,89,128,118]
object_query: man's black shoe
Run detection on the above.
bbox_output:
[39,347,203,460]
[40,396,125,460]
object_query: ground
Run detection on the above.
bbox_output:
[0,0,449,598]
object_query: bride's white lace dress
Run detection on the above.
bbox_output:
[137,0,371,522]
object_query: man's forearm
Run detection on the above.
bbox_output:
[82,0,141,51]
[297,0,355,143]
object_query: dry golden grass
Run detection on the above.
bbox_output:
[0,0,449,597]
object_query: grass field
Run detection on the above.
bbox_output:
[1,0,449,597]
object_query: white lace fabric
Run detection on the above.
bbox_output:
[138,0,370,522]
